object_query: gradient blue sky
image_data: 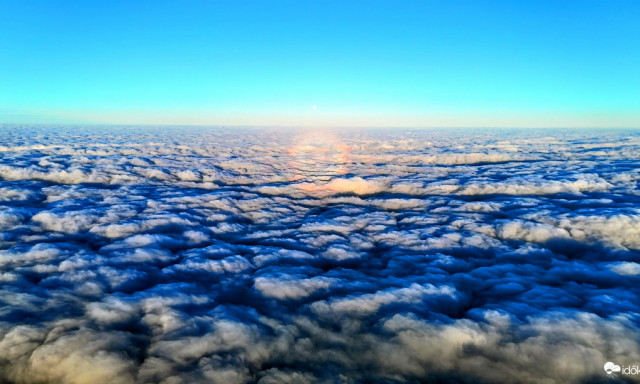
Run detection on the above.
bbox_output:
[1,0,639,127]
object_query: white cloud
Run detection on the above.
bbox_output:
[609,262,640,276]
[254,275,337,300]
[311,284,456,317]
[460,174,612,196]
[497,220,571,243]
[0,187,32,201]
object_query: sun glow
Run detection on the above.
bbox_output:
[287,131,352,186]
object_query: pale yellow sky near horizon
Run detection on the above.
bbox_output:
[2,107,639,128]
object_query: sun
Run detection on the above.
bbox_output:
[312,105,317,110]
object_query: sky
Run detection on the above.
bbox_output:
[0,0,639,128]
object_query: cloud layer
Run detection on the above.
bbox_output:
[0,125,639,383]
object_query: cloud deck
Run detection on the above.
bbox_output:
[0,126,639,383]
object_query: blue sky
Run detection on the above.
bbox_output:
[0,0,638,127]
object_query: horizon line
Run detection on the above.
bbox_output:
[1,121,639,130]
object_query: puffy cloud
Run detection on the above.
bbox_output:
[460,174,613,196]
[32,211,102,233]
[257,369,318,384]
[260,177,389,197]
[174,170,201,182]
[15,328,138,384]
[609,262,640,276]
[0,209,25,229]
[0,165,110,184]
[311,283,456,317]
[169,255,254,275]
[497,220,571,243]
[254,275,337,300]
[0,243,61,268]
[555,213,640,250]
[0,187,32,201]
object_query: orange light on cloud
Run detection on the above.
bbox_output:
[286,130,353,187]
